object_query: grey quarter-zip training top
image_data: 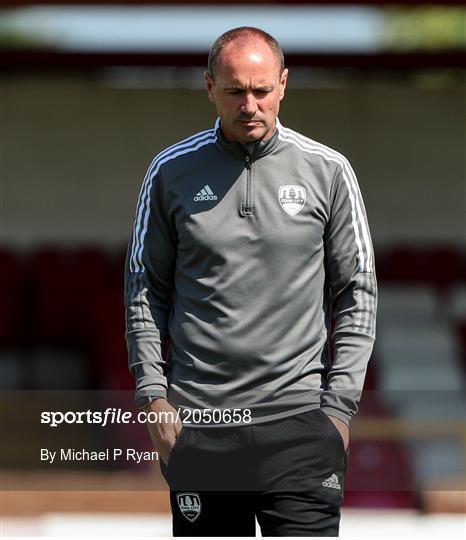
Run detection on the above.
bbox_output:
[124,118,377,426]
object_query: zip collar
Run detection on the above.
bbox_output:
[214,117,281,162]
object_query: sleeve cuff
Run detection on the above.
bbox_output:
[135,387,168,409]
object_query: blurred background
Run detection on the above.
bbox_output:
[1,0,465,537]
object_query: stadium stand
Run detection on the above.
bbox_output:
[1,244,465,509]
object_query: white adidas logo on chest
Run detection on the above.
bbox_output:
[194,184,218,202]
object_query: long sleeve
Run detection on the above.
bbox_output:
[124,165,176,407]
[321,160,378,425]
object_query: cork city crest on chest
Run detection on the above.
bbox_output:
[278,185,306,216]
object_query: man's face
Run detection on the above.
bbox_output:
[205,40,288,144]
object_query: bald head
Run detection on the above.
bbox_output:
[204,27,288,145]
[208,26,285,80]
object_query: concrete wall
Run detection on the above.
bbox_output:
[2,76,464,249]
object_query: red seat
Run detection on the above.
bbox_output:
[425,246,463,286]
[381,246,463,287]
[357,392,390,418]
[87,287,132,388]
[344,439,417,508]
[29,246,111,346]
[456,321,466,371]
[112,245,128,289]
[0,249,22,346]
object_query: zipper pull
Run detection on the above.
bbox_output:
[245,154,251,169]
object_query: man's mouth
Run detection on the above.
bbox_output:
[238,119,262,126]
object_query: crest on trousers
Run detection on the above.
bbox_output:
[177,493,201,522]
[278,185,306,215]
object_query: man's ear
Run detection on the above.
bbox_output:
[279,68,289,101]
[204,71,216,103]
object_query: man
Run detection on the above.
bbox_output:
[125,26,377,537]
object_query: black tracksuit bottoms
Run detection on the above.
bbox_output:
[160,408,348,537]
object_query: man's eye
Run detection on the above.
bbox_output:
[226,89,270,95]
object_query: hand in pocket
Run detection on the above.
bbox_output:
[323,412,349,451]
[142,398,183,465]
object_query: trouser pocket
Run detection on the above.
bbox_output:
[160,428,188,485]
[166,427,187,469]
[316,409,349,477]
[317,409,348,454]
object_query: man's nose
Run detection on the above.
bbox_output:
[240,92,257,115]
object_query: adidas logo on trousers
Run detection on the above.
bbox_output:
[322,473,341,490]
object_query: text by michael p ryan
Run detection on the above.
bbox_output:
[40,448,159,464]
